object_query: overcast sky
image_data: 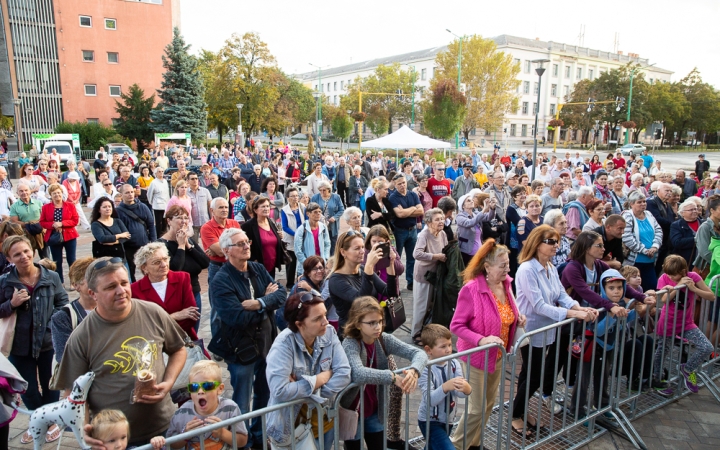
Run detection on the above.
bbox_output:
[181,0,720,88]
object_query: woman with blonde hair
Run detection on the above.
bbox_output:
[450,239,526,448]
[511,225,597,435]
[515,194,543,252]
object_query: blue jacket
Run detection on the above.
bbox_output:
[0,265,68,359]
[116,201,157,247]
[265,326,350,446]
[210,261,287,363]
[321,164,336,181]
[294,221,331,276]
[310,193,344,237]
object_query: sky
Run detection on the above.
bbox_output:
[181,0,720,88]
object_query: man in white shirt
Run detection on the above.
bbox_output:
[0,185,16,221]
[94,146,108,162]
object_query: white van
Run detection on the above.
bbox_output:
[42,141,75,167]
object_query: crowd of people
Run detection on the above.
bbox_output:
[0,140,719,450]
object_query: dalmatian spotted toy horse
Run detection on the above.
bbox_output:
[13,371,95,450]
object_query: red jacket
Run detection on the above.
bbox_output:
[39,201,79,242]
[131,270,197,339]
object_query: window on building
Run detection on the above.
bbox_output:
[333,82,337,91]
[105,18,116,30]
[533,103,537,114]
[333,95,337,105]
[589,69,594,80]
[563,85,569,97]
[82,50,94,62]
[421,68,427,80]
[470,128,476,136]
[577,67,582,79]
[523,81,529,94]
[521,124,527,137]
[649,78,654,84]
[327,83,330,92]
[107,52,119,63]
[510,124,517,136]
[111,118,120,126]
[565,66,571,78]
[86,118,99,124]
[79,16,92,27]
[340,80,344,89]
[314,84,317,90]
[533,82,539,95]
[550,104,556,115]
[522,102,529,115]
[109,85,121,97]
[525,60,531,73]
[552,64,558,76]
[432,67,436,77]
[84,84,97,96]
[551,84,557,96]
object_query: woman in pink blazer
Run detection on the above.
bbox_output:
[449,239,526,446]
[131,242,199,340]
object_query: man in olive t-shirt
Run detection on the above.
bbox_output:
[51,258,187,445]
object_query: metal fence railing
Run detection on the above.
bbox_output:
[132,287,720,450]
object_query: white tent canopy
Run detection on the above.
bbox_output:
[360,125,451,149]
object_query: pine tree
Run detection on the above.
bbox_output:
[114,84,155,150]
[150,28,207,140]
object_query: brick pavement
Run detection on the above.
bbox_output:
[6,208,720,449]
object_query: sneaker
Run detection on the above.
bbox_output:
[680,364,699,393]
[406,282,413,291]
[650,378,668,390]
[542,395,563,415]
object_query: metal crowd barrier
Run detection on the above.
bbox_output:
[326,342,507,450]
[135,284,720,450]
[134,397,326,450]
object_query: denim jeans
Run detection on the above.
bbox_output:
[49,238,77,284]
[418,421,455,450]
[208,262,222,336]
[9,350,59,410]
[351,412,384,440]
[226,358,269,447]
[393,227,417,284]
[193,291,201,333]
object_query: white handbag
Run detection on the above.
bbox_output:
[0,312,17,357]
[270,421,317,450]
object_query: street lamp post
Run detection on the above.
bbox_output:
[12,98,22,152]
[204,110,209,147]
[236,103,244,148]
[309,63,327,140]
[403,65,416,129]
[624,62,656,144]
[531,59,549,181]
[447,29,464,149]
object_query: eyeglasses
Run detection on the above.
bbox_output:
[103,183,112,186]
[88,257,124,278]
[228,240,252,249]
[592,243,605,248]
[542,238,560,246]
[187,381,221,393]
[297,292,315,309]
[310,266,326,273]
[361,320,384,328]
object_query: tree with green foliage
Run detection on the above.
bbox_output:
[151,28,207,142]
[341,64,414,134]
[114,84,155,150]
[331,113,353,150]
[422,78,467,140]
[54,121,116,150]
[559,79,599,144]
[198,49,236,143]
[590,64,650,143]
[644,81,689,147]
[677,69,720,144]
[434,35,520,140]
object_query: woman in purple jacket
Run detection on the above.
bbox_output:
[450,239,526,449]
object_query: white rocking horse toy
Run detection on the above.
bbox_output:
[13,371,95,450]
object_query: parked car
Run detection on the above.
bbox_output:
[619,143,646,155]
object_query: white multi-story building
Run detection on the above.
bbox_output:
[295,34,673,146]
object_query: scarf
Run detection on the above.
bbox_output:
[594,182,612,203]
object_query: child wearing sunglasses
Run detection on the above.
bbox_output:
[153,360,247,449]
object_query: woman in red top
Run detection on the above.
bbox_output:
[39,184,79,284]
[130,242,199,338]
[241,196,285,277]
[589,155,603,179]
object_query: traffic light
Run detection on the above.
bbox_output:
[616,96,626,111]
[655,129,662,139]
[504,128,507,133]
[587,98,596,112]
